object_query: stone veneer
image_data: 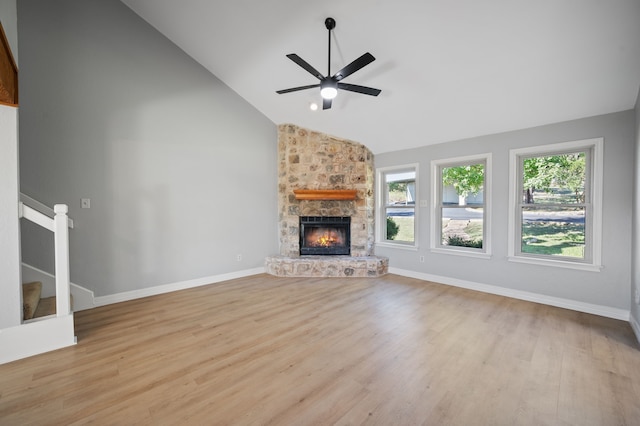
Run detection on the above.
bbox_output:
[265,255,388,278]
[266,123,387,277]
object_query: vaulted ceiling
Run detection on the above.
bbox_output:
[120,0,640,154]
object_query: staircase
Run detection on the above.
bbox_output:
[1,196,76,364]
[22,281,72,320]
[18,199,73,322]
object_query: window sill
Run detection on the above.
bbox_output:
[375,241,418,251]
[430,247,491,260]
[507,256,602,272]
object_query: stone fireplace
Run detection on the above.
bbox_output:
[265,124,388,277]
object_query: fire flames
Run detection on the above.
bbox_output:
[307,229,343,247]
[316,233,337,247]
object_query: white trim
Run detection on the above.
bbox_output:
[591,138,604,267]
[19,203,54,232]
[94,267,266,307]
[508,138,604,268]
[430,247,492,260]
[69,282,95,312]
[375,241,418,251]
[389,267,629,321]
[21,263,96,311]
[375,164,419,248]
[430,153,491,255]
[53,205,71,316]
[507,255,602,272]
[0,314,76,365]
[20,193,74,228]
[507,150,518,257]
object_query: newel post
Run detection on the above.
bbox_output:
[54,204,71,316]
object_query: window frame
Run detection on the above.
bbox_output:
[508,138,603,271]
[430,154,492,259]
[375,164,419,250]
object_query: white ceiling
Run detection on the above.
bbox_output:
[120,0,640,154]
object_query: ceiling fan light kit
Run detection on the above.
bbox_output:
[276,17,381,110]
[320,80,338,99]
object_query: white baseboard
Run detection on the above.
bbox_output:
[630,313,640,344]
[94,267,266,307]
[21,263,95,311]
[70,282,96,312]
[389,267,630,321]
[23,263,267,309]
[22,261,631,325]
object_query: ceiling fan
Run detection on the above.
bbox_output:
[276,17,381,110]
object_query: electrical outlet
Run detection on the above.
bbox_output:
[635,288,640,305]
[419,255,425,263]
[81,198,91,209]
[236,254,242,262]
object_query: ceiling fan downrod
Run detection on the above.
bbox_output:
[325,17,336,77]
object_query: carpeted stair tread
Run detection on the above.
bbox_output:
[33,296,56,318]
[32,295,74,319]
[22,281,42,320]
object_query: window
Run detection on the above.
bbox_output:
[431,154,491,258]
[376,165,417,247]
[508,138,603,270]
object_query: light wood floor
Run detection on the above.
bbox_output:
[1,274,639,425]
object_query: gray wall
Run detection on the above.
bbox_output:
[0,0,20,328]
[376,110,635,311]
[632,89,640,327]
[18,0,277,297]
[0,0,17,63]
[0,106,20,328]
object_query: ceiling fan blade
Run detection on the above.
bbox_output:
[323,98,332,110]
[276,84,320,94]
[338,82,381,96]
[286,54,325,80]
[332,52,376,81]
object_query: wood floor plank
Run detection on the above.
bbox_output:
[1,274,639,425]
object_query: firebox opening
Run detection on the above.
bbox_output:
[299,216,351,256]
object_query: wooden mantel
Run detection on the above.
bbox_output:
[293,189,357,201]
[0,22,18,107]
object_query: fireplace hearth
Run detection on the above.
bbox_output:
[299,216,350,256]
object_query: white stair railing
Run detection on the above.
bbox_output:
[53,205,71,316]
[20,193,74,228]
[18,200,72,317]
